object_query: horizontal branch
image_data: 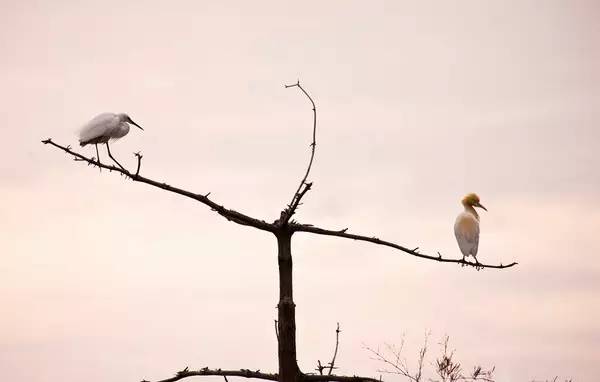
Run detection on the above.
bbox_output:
[291,224,517,270]
[303,374,380,382]
[142,367,278,382]
[142,367,381,382]
[42,139,274,232]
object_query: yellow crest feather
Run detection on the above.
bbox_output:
[462,193,481,206]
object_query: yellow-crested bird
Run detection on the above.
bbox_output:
[454,193,487,263]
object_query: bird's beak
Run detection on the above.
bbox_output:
[476,203,487,211]
[128,118,144,131]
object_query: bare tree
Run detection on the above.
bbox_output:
[42,82,517,382]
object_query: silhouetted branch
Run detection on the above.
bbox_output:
[328,323,341,376]
[134,151,143,176]
[316,322,341,376]
[143,367,380,382]
[316,360,325,375]
[304,374,380,382]
[291,223,517,270]
[280,81,317,224]
[144,367,278,382]
[41,139,274,232]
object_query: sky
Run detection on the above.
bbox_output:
[1,1,599,381]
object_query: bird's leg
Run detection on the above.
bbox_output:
[106,142,127,172]
[94,144,101,172]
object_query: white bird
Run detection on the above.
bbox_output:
[79,112,143,169]
[454,193,487,263]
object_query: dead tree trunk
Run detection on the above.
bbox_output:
[276,230,300,382]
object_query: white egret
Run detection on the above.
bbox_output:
[454,193,487,263]
[79,112,143,169]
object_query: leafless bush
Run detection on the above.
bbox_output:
[366,334,495,382]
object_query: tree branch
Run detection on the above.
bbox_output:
[291,223,517,270]
[316,322,341,376]
[328,323,341,376]
[303,374,380,382]
[42,139,274,232]
[143,367,278,382]
[142,367,380,382]
[280,81,317,224]
[134,151,143,177]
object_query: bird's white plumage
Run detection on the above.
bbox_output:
[454,210,480,259]
[77,112,143,170]
[79,113,131,145]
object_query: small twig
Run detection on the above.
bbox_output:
[274,319,279,342]
[316,360,324,375]
[134,151,143,177]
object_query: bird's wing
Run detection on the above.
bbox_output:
[108,121,130,141]
[79,113,119,143]
[454,212,480,256]
[472,223,479,255]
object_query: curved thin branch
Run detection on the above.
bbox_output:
[42,139,274,232]
[280,81,317,224]
[291,223,517,269]
[143,367,278,382]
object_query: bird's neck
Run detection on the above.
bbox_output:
[464,204,480,220]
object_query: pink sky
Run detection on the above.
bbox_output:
[1,1,599,381]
